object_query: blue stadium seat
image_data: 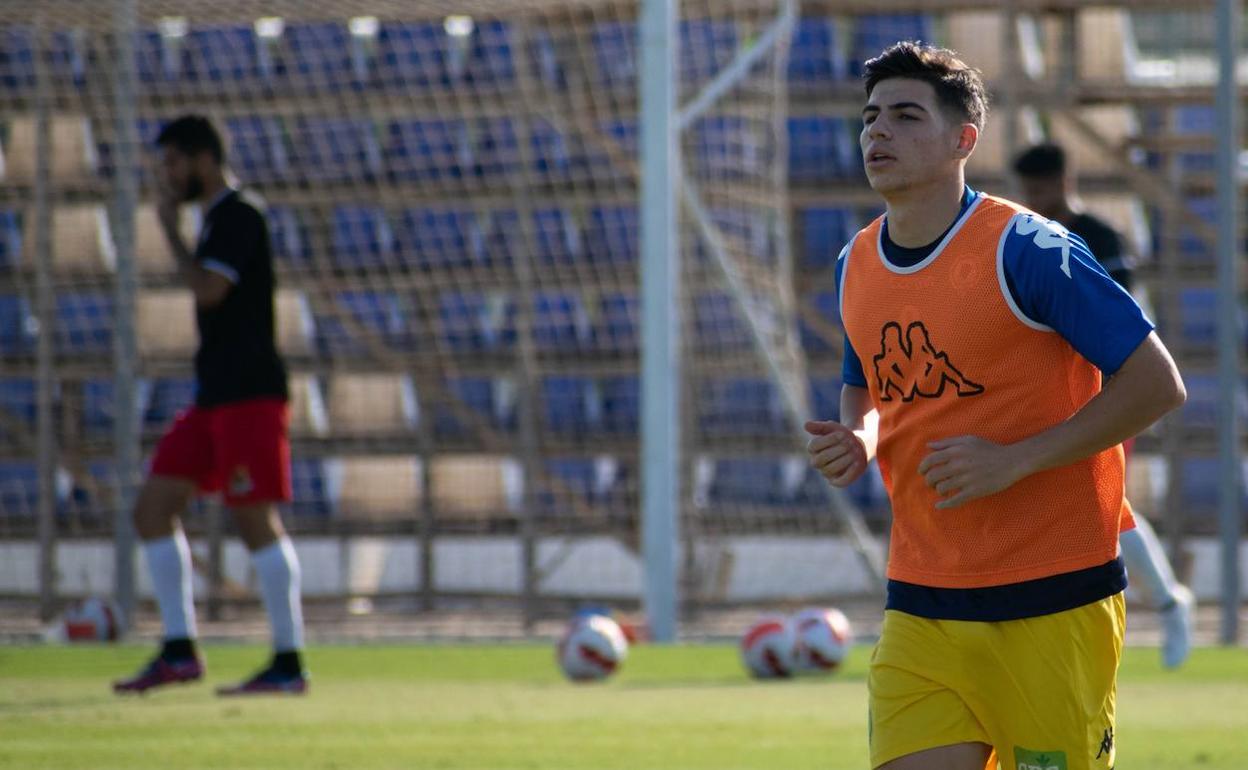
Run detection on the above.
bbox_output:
[1174,105,1216,174]
[47,28,87,89]
[317,290,415,355]
[435,376,517,437]
[144,377,195,431]
[694,293,751,351]
[82,379,114,435]
[472,117,522,180]
[437,290,516,352]
[1178,198,1216,263]
[467,20,517,88]
[590,22,636,89]
[851,14,934,75]
[533,291,594,352]
[289,458,335,518]
[293,118,381,184]
[281,21,362,92]
[789,116,858,181]
[800,290,841,355]
[584,206,637,265]
[384,119,471,183]
[395,208,486,269]
[542,376,600,436]
[802,207,853,269]
[530,118,583,181]
[376,21,454,89]
[1180,457,1248,515]
[693,116,768,181]
[267,206,311,266]
[95,119,164,183]
[700,378,787,437]
[0,210,22,271]
[0,378,35,441]
[680,19,738,86]
[1178,287,1216,346]
[711,206,775,263]
[583,119,639,183]
[483,209,521,267]
[529,27,567,90]
[0,26,35,91]
[55,292,112,355]
[538,457,622,516]
[598,292,639,353]
[330,206,395,270]
[809,376,842,422]
[225,116,289,184]
[788,17,849,85]
[182,25,267,87]
[1179,373,1218,429]
[0,461,38,517]
[600,376,639,435]
[707,458,786,506]
[533,207,584,264]
[0,294,35,356]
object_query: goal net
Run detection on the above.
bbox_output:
[0,0,885,637]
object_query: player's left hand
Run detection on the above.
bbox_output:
[918,435,1026,509]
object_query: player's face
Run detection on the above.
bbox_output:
[159,146,204,203]
[1018,176,1065,220]
[860,78,967,195]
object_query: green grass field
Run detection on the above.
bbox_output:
[1,644,1245,769]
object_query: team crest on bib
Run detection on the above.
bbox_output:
[1013,747,1068,770]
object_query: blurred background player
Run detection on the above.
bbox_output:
[1014,142,1195,669]
[112,115,308,696]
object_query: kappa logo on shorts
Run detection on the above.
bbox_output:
[872,321,984,402]
[1013,746,1068,770]
[229,466,254,496]
[1096,727,1114,760]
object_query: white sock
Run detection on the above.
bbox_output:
[143,532,197,641]
[1121,516,1180,609]
[251,537,304,652]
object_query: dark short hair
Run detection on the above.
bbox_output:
[1012,143,1067,178]
[156,114,224,164]
[862,42,988,131]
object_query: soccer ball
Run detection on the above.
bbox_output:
[556,613,629,681]
[58,597,122,642]
[792,607,852,673]
[740,615,797,678]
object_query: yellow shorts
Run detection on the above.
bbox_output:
[868,592,1125,770]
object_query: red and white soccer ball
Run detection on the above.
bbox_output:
[556,614,629,682]
[58,597,122,642]
[792,607,852,674]
[740,615,797,678]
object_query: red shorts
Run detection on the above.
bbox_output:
[150,397,292,507]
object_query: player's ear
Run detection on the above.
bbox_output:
[953,123,978,160]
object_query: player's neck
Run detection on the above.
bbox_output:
[882,175,966,248]
[196,174,230,209]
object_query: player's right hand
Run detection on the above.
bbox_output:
[155,178,180,235]
[804,420,868,488]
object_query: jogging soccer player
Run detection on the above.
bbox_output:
[113,115,307,696]
[1014,141,1195,670]
[806,44,1185,769]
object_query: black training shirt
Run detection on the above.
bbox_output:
[193,189,288,407]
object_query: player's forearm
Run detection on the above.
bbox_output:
[840,384,880,462]
[1010,332,1185,477]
